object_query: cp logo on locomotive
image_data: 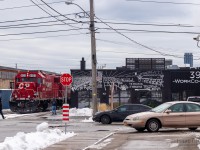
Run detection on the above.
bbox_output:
[18,83,30,89]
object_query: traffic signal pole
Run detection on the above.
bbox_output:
[89,0,98,115]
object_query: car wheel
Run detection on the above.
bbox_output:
[100,115,111,124]
[135,128,145,132]
[189,127,197,131]
[146,119,160,132]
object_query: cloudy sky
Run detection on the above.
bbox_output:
[0,0,200,73]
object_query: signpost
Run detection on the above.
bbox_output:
[60,73,72,134]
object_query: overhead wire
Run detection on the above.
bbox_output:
[96,40,200,60]
[94,15,182,58]
[0,1,66,11]
[0,28,87,37]
[40,0,81,24]
[30,0,82,29]
[0,19,78,28]
[0,12,87,24]
[0,33,88,41]
[96,28,200,35]
[0,22,83,30]
[95,21,200,28]
[0,1,198,60]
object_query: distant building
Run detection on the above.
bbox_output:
[184,53,193,67]
[125,58,171,70]
[166,65,179,70]
[70,56,200,108]
[0,66,19,89]
[165,59,173,68]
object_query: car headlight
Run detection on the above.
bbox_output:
[132,116,140,120]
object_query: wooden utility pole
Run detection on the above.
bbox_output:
[89,0,98,115]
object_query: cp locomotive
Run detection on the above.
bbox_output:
[9,70,67,113]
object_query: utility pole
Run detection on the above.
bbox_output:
[89,0,98,115]
[193,34,200,48]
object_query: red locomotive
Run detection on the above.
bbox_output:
[9,70,66,113]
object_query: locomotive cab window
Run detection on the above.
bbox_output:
[22,77,36,82]
[37,78,42,84]
[16,78,20,82]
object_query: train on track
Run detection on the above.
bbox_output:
[9,70,67,113]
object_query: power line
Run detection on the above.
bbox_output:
[96,21,200,28]
[0,12,87,24]
[98,49,162,55]
[0,33,87,41]
[40,0,81,23]
[0,22,85,30]
[96,40,200,59]
[0,1,66,11]
[94,15,182,58]
[0,20,80,29]
[96,28,200,35]
[0,28,87,37]
[30,0,81,29]
[65,2,184,58]
[1,13,197,29]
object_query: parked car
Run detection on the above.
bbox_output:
[187,96,200,103]
[93,104,152,124]
[123,101,200,132]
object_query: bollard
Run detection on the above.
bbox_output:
[62,104,69,134]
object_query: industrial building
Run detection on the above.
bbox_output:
[69,58,200,108]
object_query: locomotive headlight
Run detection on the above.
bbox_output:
[28,95,30,98]
[15,95,17,98]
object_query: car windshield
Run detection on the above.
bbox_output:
[188,97,200,102]
[151,103,172,113]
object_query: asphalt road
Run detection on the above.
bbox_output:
[1,110,200,150]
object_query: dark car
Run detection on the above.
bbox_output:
[92,104,152,124]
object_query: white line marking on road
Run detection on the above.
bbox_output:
[82,132,115,150]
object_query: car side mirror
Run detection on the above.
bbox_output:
[165,109,172,113]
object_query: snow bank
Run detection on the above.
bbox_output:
[0,122,75,150]
[70,108,92,116]
[81,117,94,122]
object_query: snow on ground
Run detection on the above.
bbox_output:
[81,117,94,122]
[0,108,94,150]
[0,122,75,150]
[69,108,92,116]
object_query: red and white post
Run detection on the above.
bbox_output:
[62,104,69,134]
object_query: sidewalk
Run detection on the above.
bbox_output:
[44,130,115,150]
[43,110,114,150]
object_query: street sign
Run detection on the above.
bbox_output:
[60,73,73,86]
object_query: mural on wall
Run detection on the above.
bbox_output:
[71,70,102,91]
[103,70,164,91]
[71,70,164,91]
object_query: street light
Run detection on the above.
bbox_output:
[193,34,200,48]
[65,1,98,115]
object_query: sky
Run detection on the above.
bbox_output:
[0,0,200,74]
